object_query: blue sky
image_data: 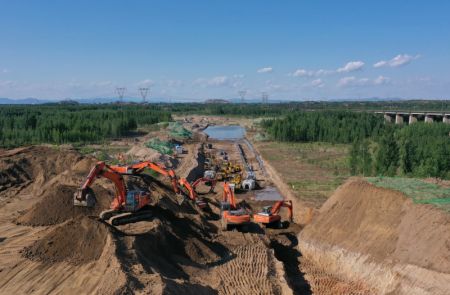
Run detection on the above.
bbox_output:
[1,0,449,101]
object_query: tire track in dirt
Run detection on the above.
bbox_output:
[212,234,282,295]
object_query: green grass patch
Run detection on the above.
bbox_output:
[366,177,450,212]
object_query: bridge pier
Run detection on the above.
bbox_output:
[444,115,450,124]
[384,114,394,123]
[395,114,404,124]
[425,114,434,123]
[408,114,418,124]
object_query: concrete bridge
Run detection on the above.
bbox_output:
[375,111,450,124]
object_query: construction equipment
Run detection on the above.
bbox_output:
[73,161,153,226]
[230,173,242,190]
[253,200,293,228]
[110,161,179,194]
[192,176,217,194]
[220,182,251,231]
[177,178,207,209]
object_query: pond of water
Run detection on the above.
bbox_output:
[204,125,245,140]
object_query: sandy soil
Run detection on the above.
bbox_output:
[0,145,303,294]
[299,178,450,294]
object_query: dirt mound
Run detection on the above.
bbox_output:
[22,216,108,265]
[126,145,161,162]
[299,178,450,294]
[0,146,86,199]
[16,184,112,226]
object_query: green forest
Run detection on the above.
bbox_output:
[0,105,171,147]
[262,111,450,179]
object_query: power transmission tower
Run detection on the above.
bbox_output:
[261,92,269,104]
[115,87,126,103]
[238,90,247,103]
[139,87,149,103]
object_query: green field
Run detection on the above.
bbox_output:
[256,141,350,207]
[366,177,450,212]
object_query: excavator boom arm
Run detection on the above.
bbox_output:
[271,200,293,222]
[77,161,127,209]
[110,161,179,193]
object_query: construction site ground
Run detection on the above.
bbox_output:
[0,116,449,294]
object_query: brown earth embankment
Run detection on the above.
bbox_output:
[299,178,450,294]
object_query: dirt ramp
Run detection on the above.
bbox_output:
[16,184,112,226]
[22,216,108,265]
[299,178,450,294]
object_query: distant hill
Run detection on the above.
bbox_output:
[204,99,230,104]
[0,97,48,104]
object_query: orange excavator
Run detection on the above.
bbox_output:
[177,178,207,209]
[109,161,179,194]
[73,161,153,225]
[220,182,251,231]
[192,176,217,194]
[253,200,293,228]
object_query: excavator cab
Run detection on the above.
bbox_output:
[253,200,293,229]
[220,182,251,231]
[124,190,151,212]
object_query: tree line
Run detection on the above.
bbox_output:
[262,111,450,179]
[0,105,171,147]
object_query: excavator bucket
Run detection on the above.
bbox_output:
[73,188,96,208]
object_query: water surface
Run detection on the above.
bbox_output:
[204,125,245,140]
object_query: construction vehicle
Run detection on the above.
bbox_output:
[73,161,153,226]
[177,178,207,209]
[220,182,251,231]
[110,161,179,194]
[192,176,217,194]
[230,173,242,190]
[253,200,293,228]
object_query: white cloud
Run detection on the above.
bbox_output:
[292,69,314,77]
[194,74,245,88]
[373,75,390,85]
[337,76,356,87]
[338,76,391,87]
[257,67,273,74]
[136,79,155,87]
[0,80,16,87]
[373,54,420,68]
[291,68,333,77]
[207,76,229,86]
[2,68,9,74]
[310,79,324,88]
[373,60,387,68]
[337,61,365,73]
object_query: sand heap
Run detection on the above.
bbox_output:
[22,216,108,265]
[299,178,450,295]
[0,146,86,199]
[16,184,112,226]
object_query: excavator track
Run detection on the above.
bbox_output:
[108,210,153,226]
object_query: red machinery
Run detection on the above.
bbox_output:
[73,161,153,225]
[177,178,207,209]
[110,161,179,194]
[253,200,293,228]
[192,176,217,194]
[220,182,251,231]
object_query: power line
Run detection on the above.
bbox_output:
[115,87,126,103]
[238,90,247,103]
[139,87,149,103]
[261,92,269,104]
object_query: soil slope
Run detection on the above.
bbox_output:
[299,178,450,294]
